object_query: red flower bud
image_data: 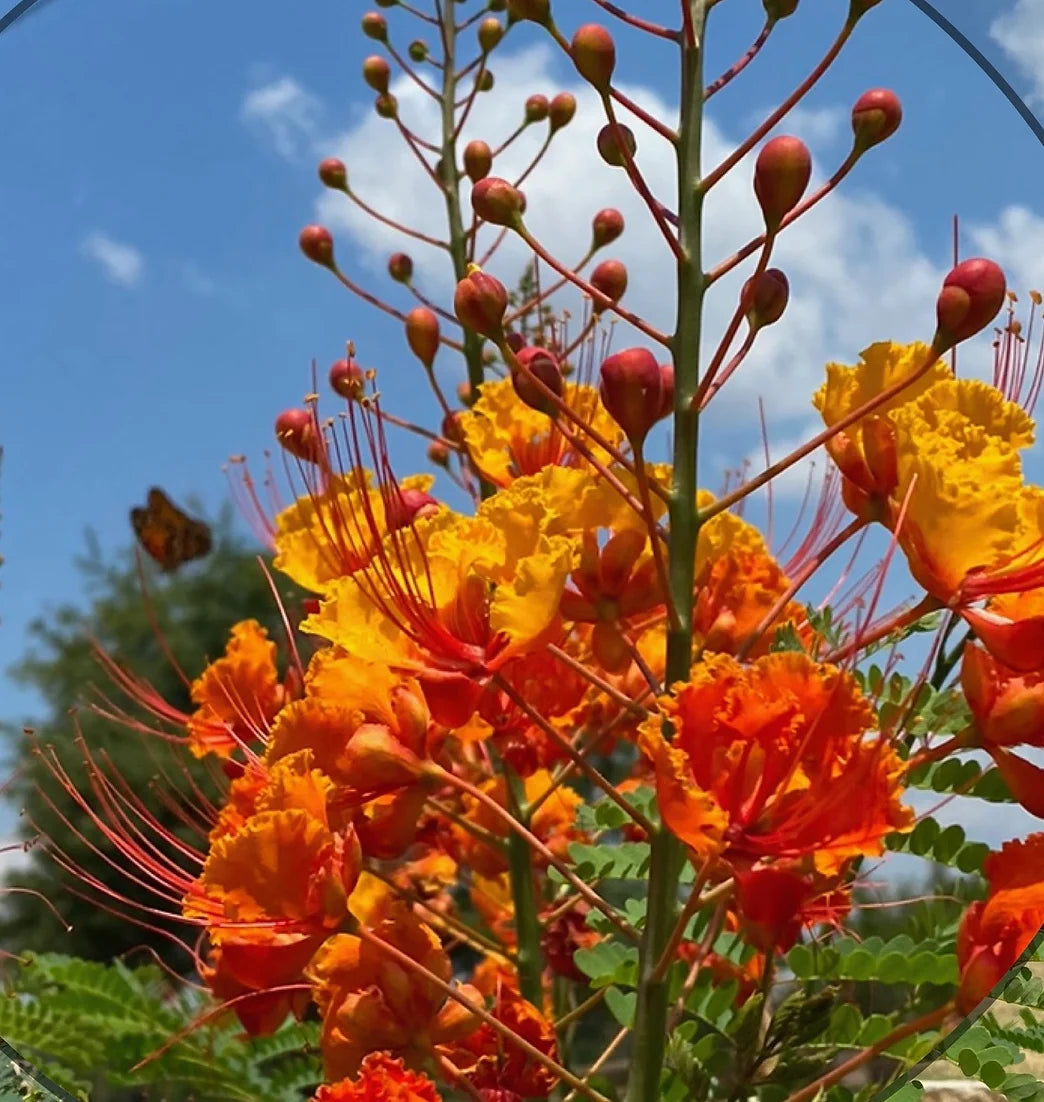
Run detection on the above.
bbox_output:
[408,39,428,63]
[763,0,799,17]
[511,346,564,414]
[275,408,324,464]
[507,0,550,24]
[591,207,624,249]
[387,252,413,283]
[754,135,811,229]
[549,92,577,132]
[741,268,790,328]
[657,362,674,420]
[457,381,478,407]
[470,177,524,226]
[441,411,466,446]
[851,89,902,150]
[597,122,637,167]
[590,259,628,314]
[427,441,451,467]
[329,357,365,401]
[362,55,390,93]
[478,17,504,52]
[454,268,509,340]
[299,225,335,268]
[405,307,440,369]
[599,347,663,444]
[933,258,1007,352]
[375,93,398,119]
[318,158,347,191]
[524,94,549,123]
[572,24,615,91]
[361,12,387,40]
[385,487,440,532]
[505,331,526,354]
[464,140,493,183]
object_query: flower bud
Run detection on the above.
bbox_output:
[657,362,674,420]
[933,258,1007,353]
[389,681,432,755]
[511,346,564,414]
[457,381,478,407]
[851,89,902,150]
[590,259,628,314]
[386,487,440,533]
[525,94,549,123]
[596,122,637,167]
[478,17,504,52]
[387,252,413,283]
[470,177,524,226]
[427,441,451,467]
[454,267,508,340]
[849,0,884,20]
[276,408,323,464]
[754,136,811,229]
[299,225,335,268]
[599,347,663,444]
[505,331,526,354]
[763,0,798,17]
[442,411,465,446]
[591,207,624,249]
[741,268,789,328]
[507,0,550,23]
[361,12,387,40]
[548,92,577,132]
[362,55,390,93]
[329,357,365,401]
[463,140,493,182]
[375,93,398,119]
[477,70,495,92]
[572,24,615,91]
[405,307,440,369]
[318,158,348,191]
[408,39,429,63]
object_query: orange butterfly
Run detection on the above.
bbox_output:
[130,487,213,573]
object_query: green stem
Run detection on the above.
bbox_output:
[437,5,487,417]
[505,763,545,1009]
[624,5,710,1100]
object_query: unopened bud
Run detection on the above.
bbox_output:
[389,681,431,754]
[933,258,1007,353]
[477,70,495,92]
[457,381,478,407]
[318,158,348,191]
[599,347,663,445]
[471,177,524,226]
[741,268,789,328]
[387,252,413,283]
[478,17,504,52]
[463,141,493,184]
[386,487,440,533]
[657,363,674,420]
[763,0,798,17]
[597,122,637,167]
[591,207,625,249]
[849,0,884,20]
[454,267,509,340]
[427,441,451,467]
[754,136,811,229]
[361,12,387,40]
[408,39,428,62]
[851,89,902,150]
[590,259,628,314]
[405,307,440,369]
[512,346,564,414]
[329,357,365,401]
[299,225,335,268]
[276,409,323,464]
[442,411,466,446]
[572,24,615,91]
[375,93,398,119]
[362,55,390,93]
[507,0,550,24]
[525,94,549,123]
[549,92,577,132]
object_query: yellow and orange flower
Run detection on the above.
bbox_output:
[310,1052,442,1102]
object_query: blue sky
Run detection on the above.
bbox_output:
[2,0,1044,861]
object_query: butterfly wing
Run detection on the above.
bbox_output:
[131,488,212,572]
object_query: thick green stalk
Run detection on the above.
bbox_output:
[505,764,545,1008]
[438,8,487,404]
[624,5,709,1100]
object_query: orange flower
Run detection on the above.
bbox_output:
[310,1053,443,1102]
[639,652,913,875]
[187,619,285,759]
[957,834,1044,1014]
[307,906,482,1080]
[201,943,312,1037]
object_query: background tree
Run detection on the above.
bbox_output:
[0,499,307,969]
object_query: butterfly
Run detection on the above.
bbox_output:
[130,487,213,573]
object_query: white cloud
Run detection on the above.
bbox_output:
[241,76,322,161]
[80,231,144,287]
[991,0,1044,104]
[181,260,218,297]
